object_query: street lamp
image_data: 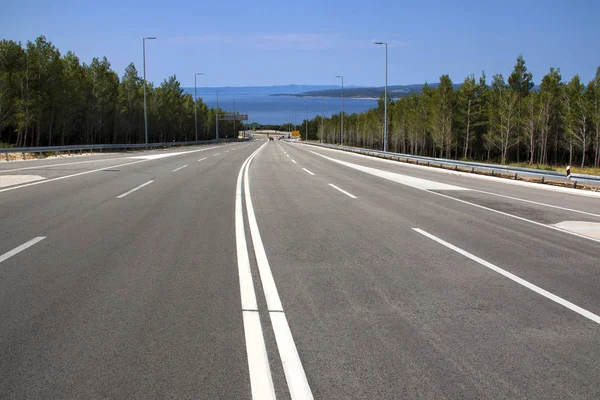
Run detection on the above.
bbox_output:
[194,72,204,142]
[216,90,220,140]
[374,41,388,152]
[321,96,324,143]
[143,36,156,147]
[304,100,308,141]
[335,75,344,145]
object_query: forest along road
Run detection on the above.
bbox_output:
[1,138,600,399]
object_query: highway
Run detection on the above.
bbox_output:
[1,138,600,399]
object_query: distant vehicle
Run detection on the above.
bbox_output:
[269,137,274,141]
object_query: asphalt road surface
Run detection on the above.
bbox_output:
[1,138,600,399]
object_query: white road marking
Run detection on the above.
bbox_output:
[271,312,315,400]
[292,160,297,164]
[225,150,230,153]
[302,168,315,176]
[243,311,276,400]
[472,189,600,218]
[299,142,600,199]
[553,221,600,240]
[310,151,466,191]
[244,144,314,399]
[427,189,600,245]
[198,157,207,162]
[0,237,46,264]
[328,183,357,198]
[413,228,600,325]
[130,145,221,160]
[214,153,221,156]
[116,180,154,199]
[0,175,45,188]
[286,154,290,157]
[244,149,284,312]
[0,159,147,194]
[172,165,188,172]
[236,147,261,311]
[235,143,276,400]
[0,145,224,193]
[0,157,130,174]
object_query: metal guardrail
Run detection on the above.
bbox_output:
[0,138,250,161]
[303,142,600,188]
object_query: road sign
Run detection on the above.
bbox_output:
[291,130,300,137]
[221,113,248,121]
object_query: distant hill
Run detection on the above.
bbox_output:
[185,84,352,96]
[272,83,463,99]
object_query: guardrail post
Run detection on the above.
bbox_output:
[514,173,518,180]
[471,167,474,173]
[541,176,545,184]
[574,181,577,189]
[22,152,25,160]
[491,170,494,176]
[416,160,419,165]
[427,161,430,166]
[5,153,8,162]
[455,165,458,171]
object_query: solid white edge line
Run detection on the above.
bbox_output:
[292,160,297,164]
[0,156,131,174]
[328,183,357,199]
[0,159,147,193]
[304,148,600,245]
[116,180,154,199]
[413,228,600,325]
[214,153,221,156]
[427,189,600,245]
[297,142,600,199]
[244,143,314,399]
[0,237,46,264]
[172,165,188,172]
[243,311,277,400]
[0,145,226,193]
[198,157,207,162]
[270,312,315,400]
[236,143,276,400]
[302,168,315,176]
[471,188,600,218]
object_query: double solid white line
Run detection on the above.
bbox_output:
[236,143,313,400]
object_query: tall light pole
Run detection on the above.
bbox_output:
[374,41,388,152]
[335,75,344,145]
[194,72,204,142]
[321,96,324,143]
[143,36,157,147]
[216,90,220,140]
[304,100,308,141]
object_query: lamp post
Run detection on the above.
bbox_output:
[335,75,344,145]
[321,96,324,143]
[374,41,388,152]
[304,100,308,141]
[194,72,204,142]
[216,90,219,140]
[143,36,156,146]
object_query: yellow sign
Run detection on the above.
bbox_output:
[291,130,300,137]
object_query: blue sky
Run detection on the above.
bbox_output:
[3,0,599,87]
